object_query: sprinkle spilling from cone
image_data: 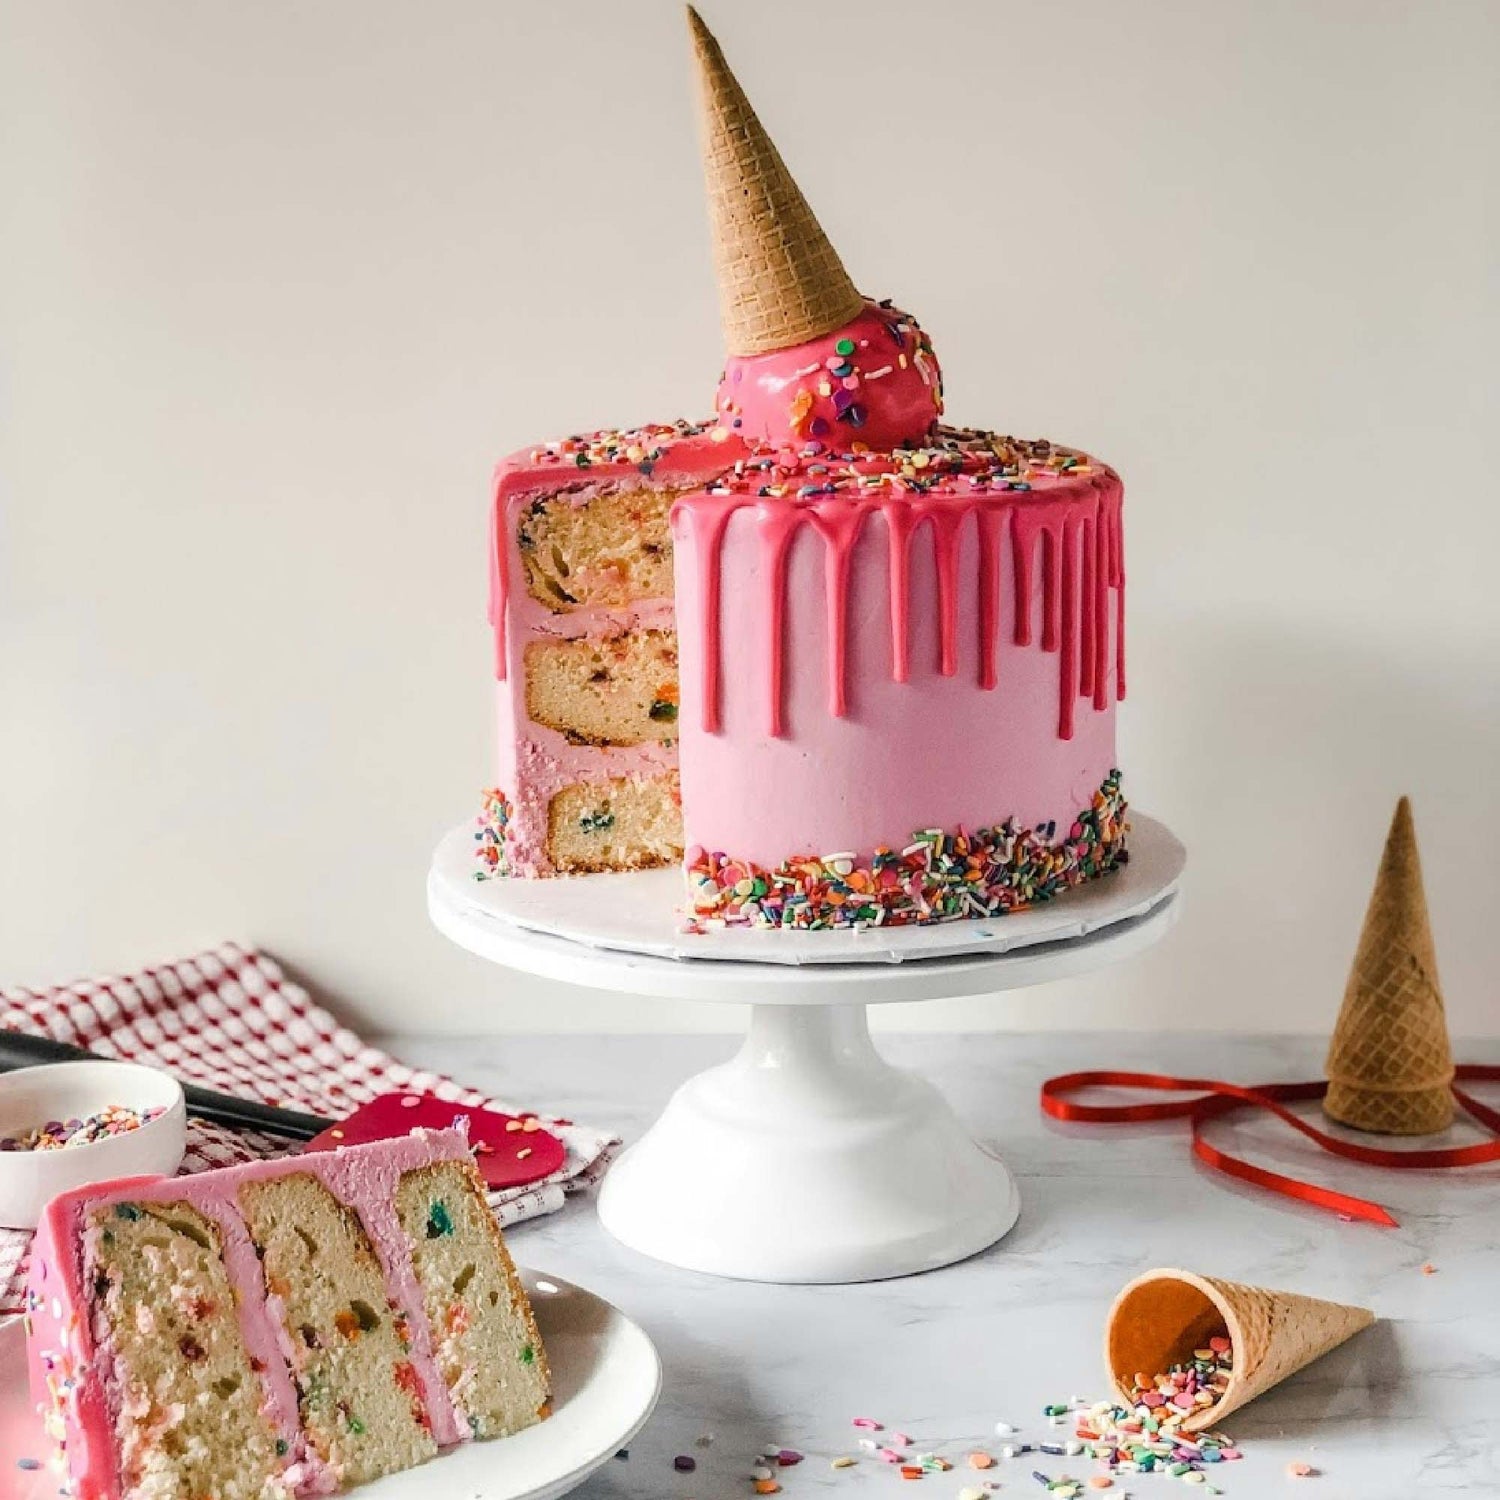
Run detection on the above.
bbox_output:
[1071,1343,1243,1481]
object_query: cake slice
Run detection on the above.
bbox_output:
[24,1128,549,1499]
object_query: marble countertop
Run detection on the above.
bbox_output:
[386,1031,1499,1500]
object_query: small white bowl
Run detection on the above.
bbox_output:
[0,1061,187,1229]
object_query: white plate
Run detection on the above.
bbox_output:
[0,1270,660,1500]
[430,810,1184,967]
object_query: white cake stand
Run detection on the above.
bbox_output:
[428,815,1184,1284]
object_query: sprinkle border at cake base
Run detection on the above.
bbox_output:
[683,771,1127,931]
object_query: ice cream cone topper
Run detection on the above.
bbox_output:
[686,7,943,450]
[687,5,861,355]
[1324,796,1455,1136]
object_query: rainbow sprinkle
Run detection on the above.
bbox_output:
[705,426,1099,501]
[686,772,1126,930]
[520,419,718,475]
[474,789,512,878]
[1070,1338,1243,1483]
[0,1104,165,1153]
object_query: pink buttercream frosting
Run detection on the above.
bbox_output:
[715,300,942,452]
[26,1127,480,1500]
[669,432,1123,872]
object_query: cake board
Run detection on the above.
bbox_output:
[428,816,1184,1283]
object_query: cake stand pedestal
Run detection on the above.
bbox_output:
[428,817,1183,1284]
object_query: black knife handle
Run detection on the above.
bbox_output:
[0,1029,332,1141]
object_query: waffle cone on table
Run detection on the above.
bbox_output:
[1324,796,1455,1135]
[1106,1268,1374,1433]
[687,5,864,354]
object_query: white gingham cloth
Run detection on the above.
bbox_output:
[0,943,619,1315]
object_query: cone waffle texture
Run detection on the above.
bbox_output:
[688,7,863,355]
[1106,1268,1374,1433]
[1324,796,1454,1135]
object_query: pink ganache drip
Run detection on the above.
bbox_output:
[675,432,1125,744]
[26,1128,479,1500]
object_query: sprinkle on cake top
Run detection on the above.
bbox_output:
[506,422,1102,501]
[704,428,1103,500]
[517,420,723,474]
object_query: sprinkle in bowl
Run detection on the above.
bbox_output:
[0,1061,186,1228]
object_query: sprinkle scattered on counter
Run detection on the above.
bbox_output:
[1421,1262,1437,1275]
[1286,1461,1316,1478]
[0,1104,165,1152]
[745,1367,1272,1496]
[673,1454,697,1473]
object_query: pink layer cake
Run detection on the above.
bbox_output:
[477,9,1128,927]
[25,1128,548,1499]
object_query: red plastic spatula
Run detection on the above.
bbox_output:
[302,1093,565,1190]
[0,1032,565,1191]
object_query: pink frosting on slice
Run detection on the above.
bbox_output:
[26,1128,480,1499]
[715,301,943,452]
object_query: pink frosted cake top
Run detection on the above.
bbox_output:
[25,1127,477,1500]
[699,426,1107,500]
[494,419,749,495]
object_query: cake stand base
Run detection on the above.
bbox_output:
[429,814,1183,1283]
[596,1003,1018,1283]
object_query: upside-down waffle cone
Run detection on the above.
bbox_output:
[687,6,864,355]
[1324,796,1454,1135]
[1105,1268,1374,1433]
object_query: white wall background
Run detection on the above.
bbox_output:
[3,1,1496,1036]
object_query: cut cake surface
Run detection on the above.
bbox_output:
[25,1127,548,1500]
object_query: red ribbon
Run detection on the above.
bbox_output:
[1039,1066,1500,1226]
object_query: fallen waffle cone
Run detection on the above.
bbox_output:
[1105,1267,1375,1433]
[1324,796,1455,1135]
[687,6,864,355]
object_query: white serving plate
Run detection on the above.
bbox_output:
[0,1269,659,1500]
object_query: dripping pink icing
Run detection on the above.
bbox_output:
[672,436,1124,745]
[715,301,943,453]
[976,508,1002,692]
[757,502,802,737]
[807,503,865,717]
[26,1128,483,1500]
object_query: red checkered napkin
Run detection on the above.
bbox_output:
[0,943,619,1315]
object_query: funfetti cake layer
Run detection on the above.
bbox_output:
[485,421,748,876]
[25,1127,549,1500]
